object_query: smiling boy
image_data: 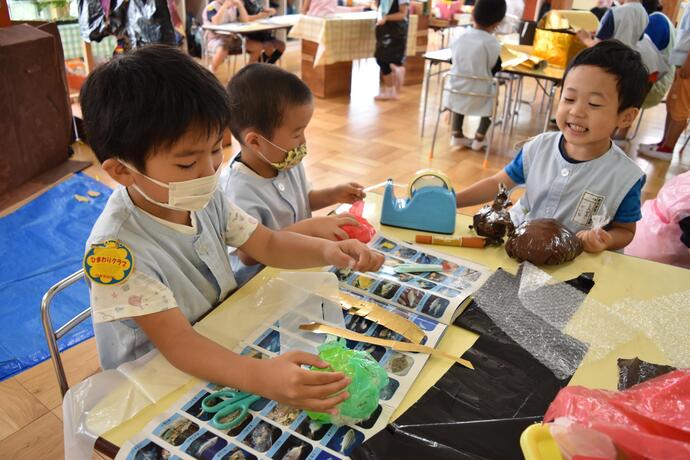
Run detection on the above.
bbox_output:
[455,41,648,253]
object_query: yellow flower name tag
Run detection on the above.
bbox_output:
[83,240,134,285]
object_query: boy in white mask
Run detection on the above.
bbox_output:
[221,64,366,286]
[81,47,383,415]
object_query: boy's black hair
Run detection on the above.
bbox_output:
[226,63,313,144]
[564,40,649,112]
[79,45,231,172]
[472,0,507,28]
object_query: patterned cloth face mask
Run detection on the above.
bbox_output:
[256,136,308,171]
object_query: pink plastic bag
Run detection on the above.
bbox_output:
[625,171,690,269]
[544,370,690,460]
[340,200,376,243]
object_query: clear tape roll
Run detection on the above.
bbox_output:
[408,169,453,197]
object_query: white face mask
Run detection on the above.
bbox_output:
[122,162,222,212]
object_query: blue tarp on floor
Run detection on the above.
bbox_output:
[0,173,112,380]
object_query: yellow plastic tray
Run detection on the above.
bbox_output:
[520,423,564,460]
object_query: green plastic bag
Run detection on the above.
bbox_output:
[306,339,389,426]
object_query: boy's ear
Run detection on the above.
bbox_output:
[243,129,262,151]
[616,107,639,129]
[102,159,136,187]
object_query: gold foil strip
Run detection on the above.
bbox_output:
[300,322,474,370]
[340,293,427,345]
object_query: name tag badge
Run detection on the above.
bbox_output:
[572,191,605,227]
[84,240,134,285]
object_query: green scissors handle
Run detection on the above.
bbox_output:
[201,390,261,430]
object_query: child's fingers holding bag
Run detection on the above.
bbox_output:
[259,351,350,413]
[577,229,609,253]
[334,214,360,227]
[299,393,350,414]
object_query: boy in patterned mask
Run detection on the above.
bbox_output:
[222,64,367,285]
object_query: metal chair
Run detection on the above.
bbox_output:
[201,31,248,80]
[41,269,91,398]
[430,72,502,168]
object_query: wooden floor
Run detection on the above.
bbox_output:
[1,36,688,459]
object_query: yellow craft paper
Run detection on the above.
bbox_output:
[539,10,599,32]
[533,11,598,68]
[340,293,427,344]
[300,322,474,369]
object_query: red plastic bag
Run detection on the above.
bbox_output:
[340,200,376,243]
[544,370,690,460]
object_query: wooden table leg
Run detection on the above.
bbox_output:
[300,39,352,98]
[403,14,428,86]
[82,41,95,74]
[0,0,11,27]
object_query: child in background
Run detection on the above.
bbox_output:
[638,4,690,161]
[625,171,690,268]
[302,0,338,16]
[241,0,286,63]
[446,0,506,151]
[222,64,366,286]
[455,41,648,253]
[301,0,365,16]
[373,0,409,100]
[204,0,267,72]
[81,47,383,413]
[590,0,612,21]
[577,0,668,95]
[637,0,675,112]
[582,0,647,49]
[495,0,523,35]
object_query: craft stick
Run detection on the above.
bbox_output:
[300,322,474,370]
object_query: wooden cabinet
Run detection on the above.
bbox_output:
[0,25,72,202]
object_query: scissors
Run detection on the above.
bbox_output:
[201,390,261,430]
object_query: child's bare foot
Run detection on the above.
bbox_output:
[375,86,399,101]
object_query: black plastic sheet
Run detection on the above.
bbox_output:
[617,357,676,391]
[352,272,595,460]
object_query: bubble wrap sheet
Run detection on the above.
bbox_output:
[566,290,690,368]
[473,262,690,379]
[473,264,588,380]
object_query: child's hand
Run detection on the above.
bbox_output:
[331,182,366,204]
[263,7,276,15]
[324,239,384,272]
[576,29,592,42]
[577,228,613,253]
[257,351,351,413]
[377,17,387,26]
[308,215,360,241]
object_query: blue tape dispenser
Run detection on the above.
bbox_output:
[380,169,457,234]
